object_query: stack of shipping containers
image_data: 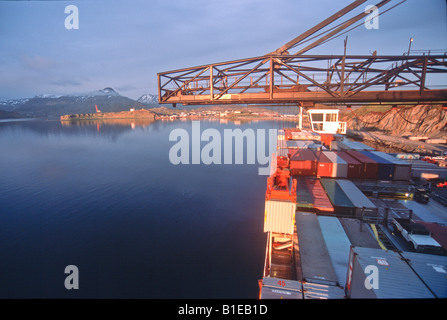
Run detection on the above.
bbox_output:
[318,216,352,287]
[346,247,437,298]
[369,151,412,181]
[287,140,298,150]
[337,140,375,151]
[360,151,394,180]
[263,129,447,300]
[399,251,447,298]
[336,152,362,179]
[295,212,339,286]
[406,158,447,180]
[320,178,356,216]
[346,150,379,180]
[323,151,348,178]
[288,130,320,141]
[329,140,341,151]
[295,176,314,211]
[290,149,318,176]
[313,151,334,177]
[295,140,323,150]
[336,179,378,217]
[276,148,289,158]
[305,178,334,213]
[259,277,302,299]
[277,139,287,150]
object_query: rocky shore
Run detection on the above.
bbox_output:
[341,105,446,138]
[347,130,447,156]
[341,105,447,155]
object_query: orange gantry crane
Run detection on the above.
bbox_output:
[157,0,447,108]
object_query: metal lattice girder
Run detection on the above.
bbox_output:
[158,54,447,106]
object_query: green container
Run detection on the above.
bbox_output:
[319,178,356,216]
[295,176,314,209]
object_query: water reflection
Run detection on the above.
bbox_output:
[60,118,156,129]
[0,118,298,299]
[0,118,163,142]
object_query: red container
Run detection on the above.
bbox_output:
[290,149,317,176]
[346,151,379,180]
[305,178,334,213]
[336,151,363,179]
[313,151,334,177]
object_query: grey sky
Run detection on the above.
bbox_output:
[0,0,446,100]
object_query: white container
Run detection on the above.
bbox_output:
[296,212,339,286]
[323,151,348,178]
[318,216,352,287]
[260,277,302,299]
[264,200,296,235]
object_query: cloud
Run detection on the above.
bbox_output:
[1,0,444,101]
[22,54,55,71]
[49,78,84,87]
[114,84,138,92]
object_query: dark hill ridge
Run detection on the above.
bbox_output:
[0,110,23,119]
[0,88,160,119]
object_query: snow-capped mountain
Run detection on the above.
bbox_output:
[0,98,30,111]
[0,88,149,119]
[137,93,159,105]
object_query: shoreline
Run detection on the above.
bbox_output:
[61,110,298,122]
[347,130,447,156]
[60,109,157,121]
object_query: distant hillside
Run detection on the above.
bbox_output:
[341,105,447,138]
[0,110,23,119]
[0,88,160,119]
[0,88,284,119]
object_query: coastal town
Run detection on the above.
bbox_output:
[154,106,283,121]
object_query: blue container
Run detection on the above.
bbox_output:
[360,151,394,180]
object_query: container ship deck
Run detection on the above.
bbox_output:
[259,110,447,299]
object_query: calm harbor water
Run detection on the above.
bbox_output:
[0,118,291,299]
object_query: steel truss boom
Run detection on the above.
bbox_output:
[157,0,447,107]
[158,54,447,106]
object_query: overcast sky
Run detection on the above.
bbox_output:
[0,0,446,100]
